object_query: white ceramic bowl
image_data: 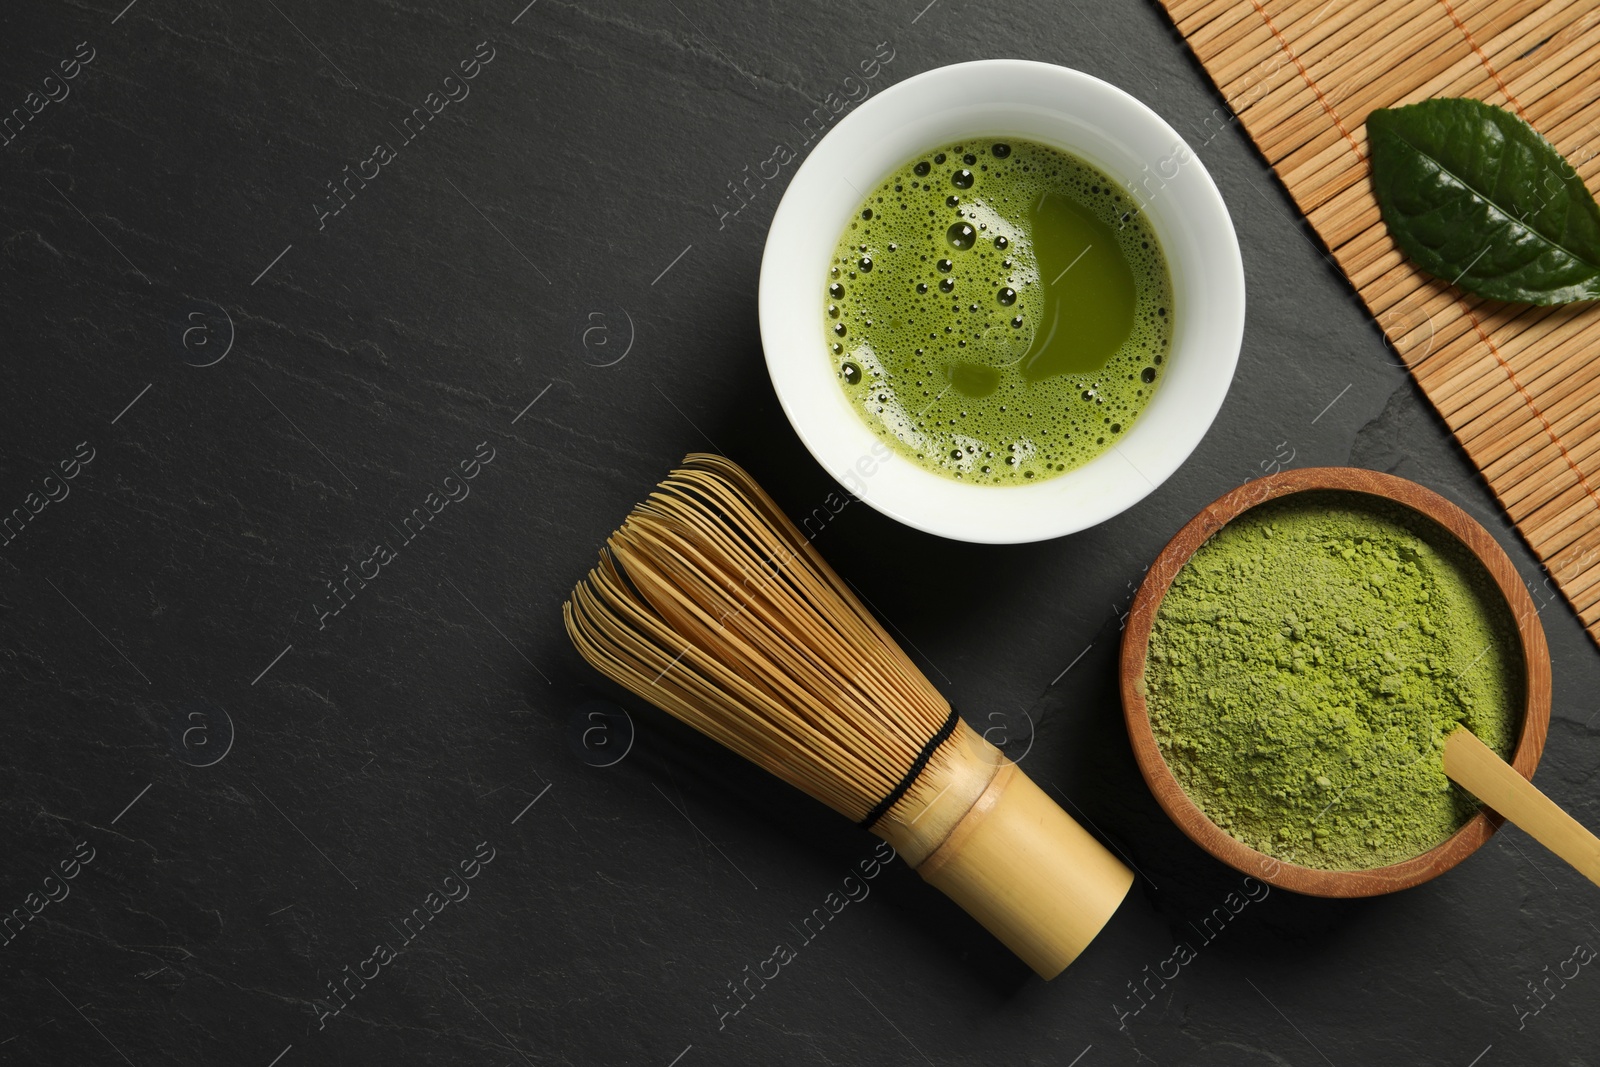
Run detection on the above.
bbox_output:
[758,59,1245,543]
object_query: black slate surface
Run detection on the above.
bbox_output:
[3,1,1598,1064]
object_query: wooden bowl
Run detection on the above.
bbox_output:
[1120,467,1552,897]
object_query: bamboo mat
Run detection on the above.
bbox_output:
[1157,0,1600,645]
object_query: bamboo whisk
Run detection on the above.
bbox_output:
[564,455,1133,978]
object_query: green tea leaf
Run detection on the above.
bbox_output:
[1367,98,1600,305]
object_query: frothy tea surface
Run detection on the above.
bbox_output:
[825,138,1172,485]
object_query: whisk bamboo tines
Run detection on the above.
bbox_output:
[564,455,1133,978]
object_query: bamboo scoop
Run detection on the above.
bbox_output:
[1443,727,1600,888]
[565,455,1133,978]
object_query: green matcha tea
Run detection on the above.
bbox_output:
[825,138,1173,485]
[1144,493,1524,871]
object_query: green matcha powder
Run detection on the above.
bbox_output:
[1144,492,1523,870]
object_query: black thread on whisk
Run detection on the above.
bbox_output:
[858,705,962,831]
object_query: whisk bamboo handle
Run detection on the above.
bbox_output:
[875,718,1134,978]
